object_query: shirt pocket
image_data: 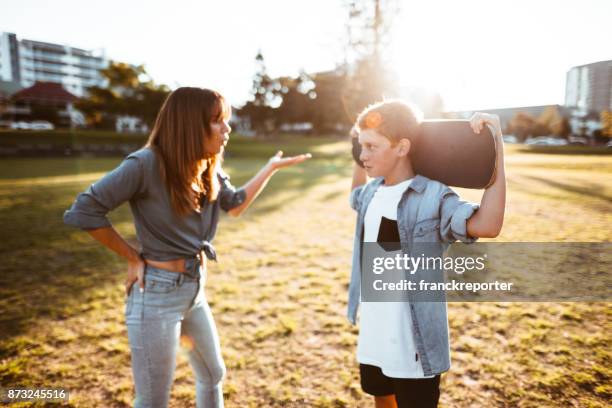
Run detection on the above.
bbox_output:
[413,218,441,242]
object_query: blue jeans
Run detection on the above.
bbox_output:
[124,258,225,408]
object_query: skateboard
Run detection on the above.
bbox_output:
[351,120,497,189]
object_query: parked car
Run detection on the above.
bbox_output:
[29,121,55,130]
[10,121,32,130]
[8,120,54,130]
[568,136,588,145]
[503,134,518,144]
[525,136,568,146]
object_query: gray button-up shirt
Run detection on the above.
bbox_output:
[348,174,480,375]
[63,147,246,262]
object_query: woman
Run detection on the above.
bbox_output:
[63,87,311,407]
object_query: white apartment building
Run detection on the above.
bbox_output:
[565,60,612,114]
[0,31,108,97]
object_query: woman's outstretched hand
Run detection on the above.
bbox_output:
[227,150,312,217]
[267,150,312,170]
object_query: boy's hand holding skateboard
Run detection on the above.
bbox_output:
[469,112,502,139]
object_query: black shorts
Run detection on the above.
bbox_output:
[359,364,441,408]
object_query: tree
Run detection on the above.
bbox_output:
[75,61,170,129]
[275,72,315,127]
[536,106,570,138]
[239,51,279,136]
[342,0,400,119]
[238,2,401,135]
[74,86,117,129]
[252,51,279,108]
[601,111,612,138]
[130,83,171,127]
[508,112,537,142]
[310,70,351,133]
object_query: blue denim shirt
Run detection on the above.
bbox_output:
[348,174,480,375]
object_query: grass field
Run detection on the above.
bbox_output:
[0,137,610,407]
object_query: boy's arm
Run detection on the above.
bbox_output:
[350,124,367,190]
[352,162,367,190]
[466,113,506,238]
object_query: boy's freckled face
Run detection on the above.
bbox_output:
[358,129,399,178]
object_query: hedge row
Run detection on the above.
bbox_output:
[0,130,345,159]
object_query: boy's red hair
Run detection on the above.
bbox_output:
[356,99,424,145]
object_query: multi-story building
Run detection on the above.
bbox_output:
[565,60,612,114]
[0,31,108,97]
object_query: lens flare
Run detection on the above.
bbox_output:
[180,334,195,352]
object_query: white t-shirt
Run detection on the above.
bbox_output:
[357,177,435,378]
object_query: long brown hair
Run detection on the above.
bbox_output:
[146,87,231,216]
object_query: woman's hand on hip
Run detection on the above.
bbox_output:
[268,150,312,170]
[125,256,145,296]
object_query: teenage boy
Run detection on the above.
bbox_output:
[348,100,506,408]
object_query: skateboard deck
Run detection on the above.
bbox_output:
[352,119,497,189]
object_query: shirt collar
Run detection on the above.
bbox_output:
[373,174,429,194]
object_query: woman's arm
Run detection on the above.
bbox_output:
[63,154,147,294]
[466,113,506,238]
[86,227,145,295]
[227,150,311,217]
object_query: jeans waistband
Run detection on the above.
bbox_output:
[184,256,204,280]
[145,256,204,283]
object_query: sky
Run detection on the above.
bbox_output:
[1,0,610,111]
